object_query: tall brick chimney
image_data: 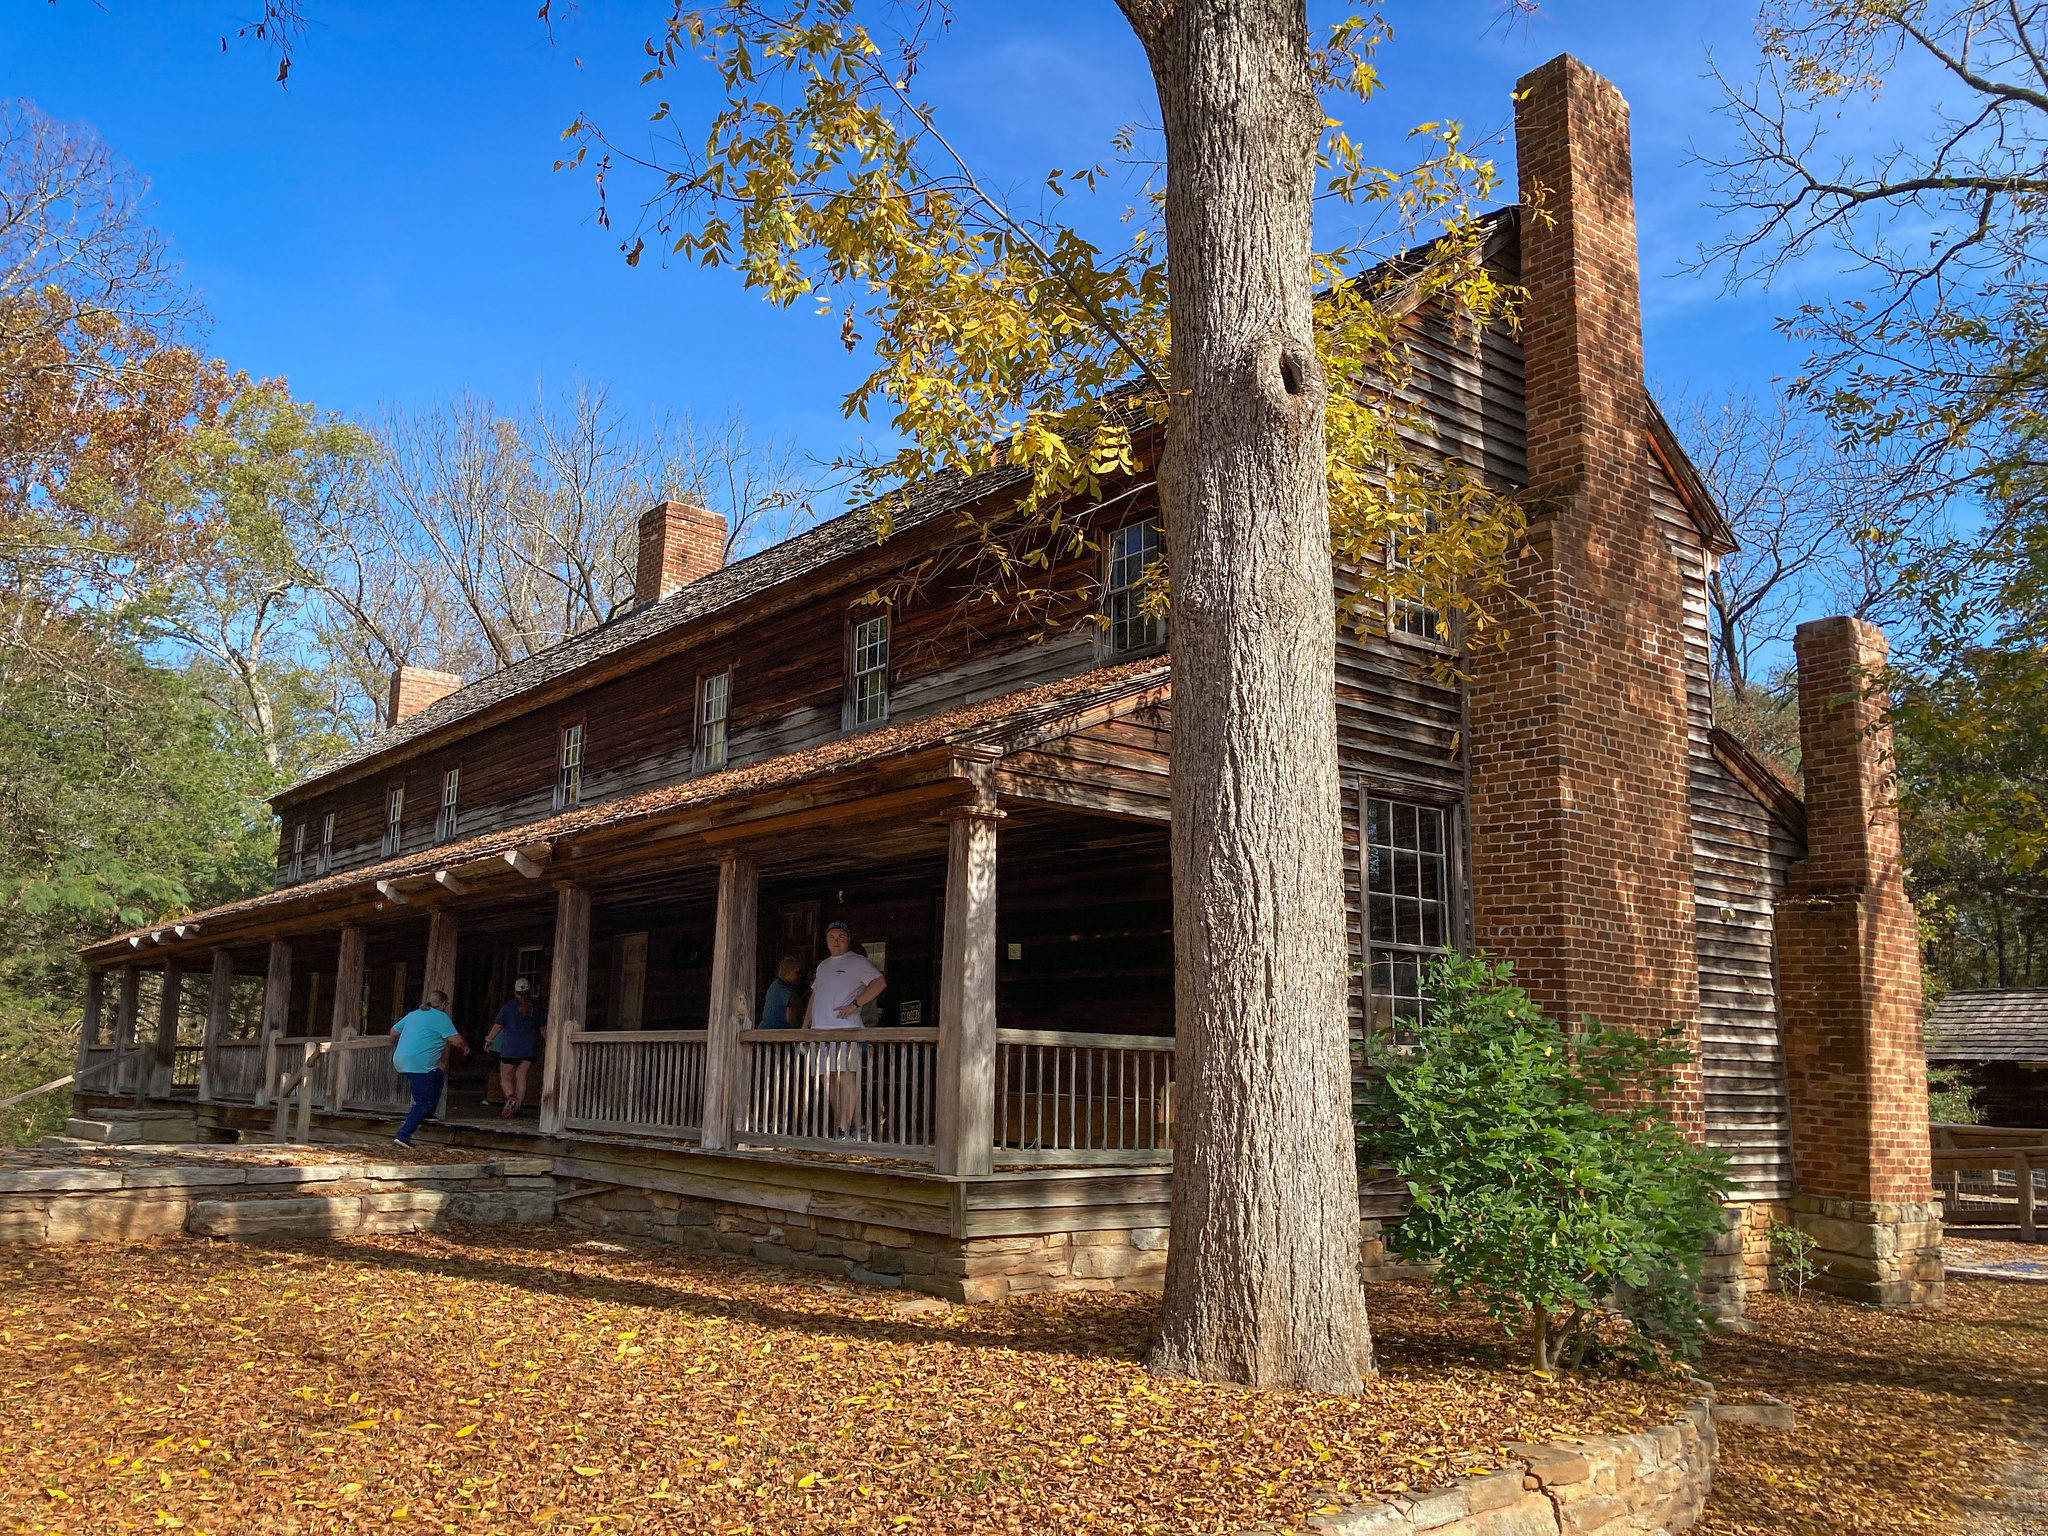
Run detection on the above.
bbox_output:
[635,500,728,607]
[1777,617,1942,1306]
[1463,55,1703,1128]
[387,664,462,727]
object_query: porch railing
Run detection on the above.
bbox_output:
[994,1029,1174,1164]
[562,1029,709,1137]
[207,1041,266,1103]
[737,1027,939,1159]
[171,1046,204,1093]
[334,1036,411,1115]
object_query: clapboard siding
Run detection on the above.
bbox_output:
[1650,456,1799,1199]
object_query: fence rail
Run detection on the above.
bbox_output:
[563,1030,708,1137]
[738,1028,939,1158]
[994,1029,1174,1164]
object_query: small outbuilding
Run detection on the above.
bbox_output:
[1929,989,2048,1128]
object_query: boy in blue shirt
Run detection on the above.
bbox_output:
[389,990,467,1146]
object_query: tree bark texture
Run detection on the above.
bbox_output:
[1119,0,1373,1391]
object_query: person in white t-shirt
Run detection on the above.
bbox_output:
[805,921,886,1138]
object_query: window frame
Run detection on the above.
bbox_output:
[696,667,732,772]
[317,811,335,877]
[1384,526,1457,654]
[1102,517,1167,660]
[1357,785,1466,1044]
[436,765,461,844]
[381,783,405,859]
[287,822,306,883]
[555,721,586,810]
[845,610,891,731]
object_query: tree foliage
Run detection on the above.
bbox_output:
[567,0,1526,643]
[1357,955,1734,1375]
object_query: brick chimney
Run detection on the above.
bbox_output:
[1777,617,1941,1306]
[635,500,728,607]
[388,664,462,727]
[1463,56,1703,1128]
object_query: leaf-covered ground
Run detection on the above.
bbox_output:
[0,1227,1694,1536]
[1698,1282,2048,1536]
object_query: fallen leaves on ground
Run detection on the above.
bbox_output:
[1698,1283,2048,1536]
[0,1226,1692,1535]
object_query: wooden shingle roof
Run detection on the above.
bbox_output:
[1928,989,2048,1063]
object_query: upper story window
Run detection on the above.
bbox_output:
[850,613,890,728]
[697,669,731,771]
[287,822,306,883]
[1387,525,1447,646]
[316,811,335,877]
[436,767,461,844]
[1106,519,1164,655]
[382,784,404,858]
[556,723,585,810]
[1363,794,1455,1044]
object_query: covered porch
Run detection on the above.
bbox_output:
[76,667,1178,1182]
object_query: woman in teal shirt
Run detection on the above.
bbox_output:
[389,991,468,1146]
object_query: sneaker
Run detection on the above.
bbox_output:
[394,1136,414,1148]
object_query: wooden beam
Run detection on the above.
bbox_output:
[329,925,366,1111]
[376,880,412,905]
[77,970,105,1076]
[200,950,233,1105]
[934,801,1002,1176]
[173,922,202,940]
[538,884,590,1135]
[111,967,140,1100]
[145,957,183,1104]
[700,853,759,1151]
[257,940,292,1108]
[434,870,471,896]
[695,780,967,849]
[504,844,550,879]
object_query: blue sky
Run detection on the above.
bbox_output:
[3,1,1827,478]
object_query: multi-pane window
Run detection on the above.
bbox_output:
[287,822,306,883]
[317,812,335,877]
[1387,526,1445,644]
[436,767,460,843]
[1364,795,1454,1041]
[851,613,890,727]
[382,785,404,858]
[556,724,585,809]
[1105,519,1164,655]
[697,670,731,771]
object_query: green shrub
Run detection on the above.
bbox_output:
[1356,954,1736,1374]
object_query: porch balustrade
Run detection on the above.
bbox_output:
[994,1030,1174,1164]
[561,1029,708,1137]
[737,1027,939,1156]
[207,1041,266,1103]
[171,1046,204,1092]
[331,1036,410,1114]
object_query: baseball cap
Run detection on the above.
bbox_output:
[513,977,531,992]
[825,920,852,936]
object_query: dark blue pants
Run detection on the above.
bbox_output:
[398,1069,444,1143]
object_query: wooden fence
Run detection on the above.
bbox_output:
[562,1030,709,1137]
[737,1028,940,1158]
[994,1030,1174,1164]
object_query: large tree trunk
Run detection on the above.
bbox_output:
[1118,0,1373,1391]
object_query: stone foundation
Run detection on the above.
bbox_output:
[558,1185,1168,1303]
[1790,1194,1944,1307]
[1305,1394,1716,1535]
[0,1155,557,1244]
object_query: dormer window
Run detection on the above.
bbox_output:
[436,767,460,843]
[383,784,404,858]
[317,812,335,876]
[850,613,890,728]
[287,822,306,883]
[556,724,584,809]
[1105,519,1164,655]
[697,670,731,771]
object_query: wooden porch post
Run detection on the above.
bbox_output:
[329,925,366,1112]
[144,958,183,1104]
[112,966,140,1099]
[77,969,105,1077]
[701,852,759,1151]
[935,803,1002,1176]
[200,950,233,1104]
[257,939,292,1108]
[421,909,459,1009]
[538,883,590,1135]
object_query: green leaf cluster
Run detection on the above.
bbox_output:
[1356,954,1735,1375]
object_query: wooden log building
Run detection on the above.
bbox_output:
[72,55,1937,1307]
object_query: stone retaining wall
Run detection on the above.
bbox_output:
[0,1157,557,1244]
[1300,1395,1716,1536]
